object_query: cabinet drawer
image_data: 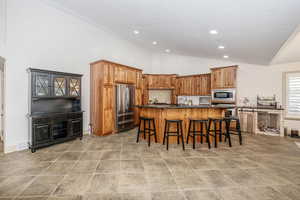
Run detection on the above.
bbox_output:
[70,118,83,136]
[33,123,51,144]
[69,113,83,119]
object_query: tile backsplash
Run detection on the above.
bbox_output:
[177,96,211,105]
[149,90,172,104]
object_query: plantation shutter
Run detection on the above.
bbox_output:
[286,72,300,117]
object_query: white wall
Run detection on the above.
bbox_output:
[4,0,152,153]
[151,53,300,129]
[0,0,7,56]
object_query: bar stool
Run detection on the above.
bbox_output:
[163,119,185,150]
[224,117,242,147]
[207,118,225,148]
[136,117,157,147]
[186,119,211,149]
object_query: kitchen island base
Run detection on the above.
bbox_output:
[138,107,226,144]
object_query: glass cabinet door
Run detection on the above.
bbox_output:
[34,73,50,97]
[53,76,67,96]
[69,77,81,96]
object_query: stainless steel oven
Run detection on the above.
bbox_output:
[212,89,236,103]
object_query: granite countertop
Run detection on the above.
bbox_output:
[135,104,235,109]
[237,106,284,111]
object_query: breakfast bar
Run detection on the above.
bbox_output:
[136,105,228,144]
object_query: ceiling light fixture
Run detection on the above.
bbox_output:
[209,30,218,35]
[133,30,140,35]
[218,45,225,49]
[165,49,170,53]
[223,55,229,59]
[152,41,157,45]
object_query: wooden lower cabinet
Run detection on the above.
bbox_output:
[30,113,83,152]
[102,86,114,135]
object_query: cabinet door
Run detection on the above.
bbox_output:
[33,72,51,97]
[69,77,81,97]
[53,75,67,96]
[103,63,114,85]
[134,89,142,125]
[127,70,136,84]
[103,86,114,134]
[211,69,223,89]
[114,66,127,83]
[135,89,142,105]
[223,68,236,88]
[33,123,51,144]
[70,118,82,136]
[199,74,211,96]
[136,72,142,89]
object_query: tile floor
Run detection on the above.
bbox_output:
[0,129,299,200]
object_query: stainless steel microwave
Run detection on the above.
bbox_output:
[212,89,236,103]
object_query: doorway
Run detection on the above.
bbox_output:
[0,57,4,153]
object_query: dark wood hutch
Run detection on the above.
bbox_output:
[27,68,83,152]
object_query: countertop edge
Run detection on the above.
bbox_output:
[134,105,232,109]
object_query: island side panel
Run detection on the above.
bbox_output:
[139,108,164,143]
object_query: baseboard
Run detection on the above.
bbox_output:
[4,130,90,154]
[83,130,90,135]
[4,142,29,154]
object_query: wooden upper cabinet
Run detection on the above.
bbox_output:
[144,74,176,89]
[211,66,237,89]
[136,72,142,89]
[103,63,114,85]
[114,66,127,83]
[176,74,211,96]
[126,69,136,84]
[114,66,138,84]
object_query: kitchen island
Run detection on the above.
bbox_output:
[136,105,229,144]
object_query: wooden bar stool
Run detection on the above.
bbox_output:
[163,119,185,150]
[186,119,211,149]
[207,118,224,148]
[136,117,157,147]
[224,117,242,147]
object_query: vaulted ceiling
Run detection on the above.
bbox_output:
[46,0,300,65]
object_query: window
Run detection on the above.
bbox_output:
[285,72,300,118]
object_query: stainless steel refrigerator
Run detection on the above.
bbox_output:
[115,84,135,132]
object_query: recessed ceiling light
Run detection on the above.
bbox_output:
[165,49,170,53]
[218,45,225,49]
[133,30,140,35]
[152,41,157,45]
[209,30,218,35]
[223,55,229,59]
